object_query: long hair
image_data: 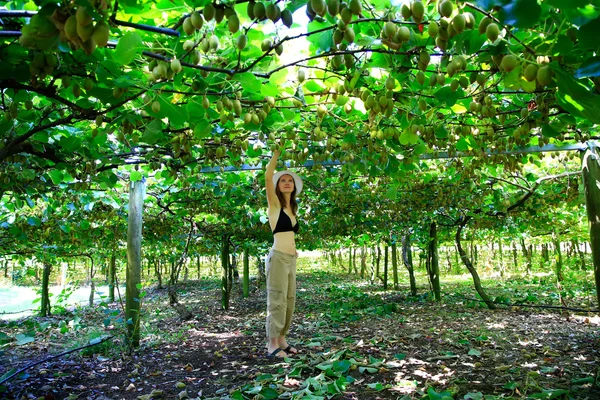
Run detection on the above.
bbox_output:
[275,177,298,215]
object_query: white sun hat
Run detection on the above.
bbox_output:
[273,170,303,195]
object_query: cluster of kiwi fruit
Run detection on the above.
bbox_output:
[20,1,110,56]
[63,4,110,55]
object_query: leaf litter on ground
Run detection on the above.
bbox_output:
[0,271,599,399]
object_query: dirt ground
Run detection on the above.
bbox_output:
[1,275,599,399]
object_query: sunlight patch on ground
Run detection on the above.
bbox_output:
[572,315,600,325]
[390,378,418,394]
[187,328,241,340]
[488,322,506,329]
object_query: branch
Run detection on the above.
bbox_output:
[111,18,180,37]
[0,79,92,114]
[504,171,581,214]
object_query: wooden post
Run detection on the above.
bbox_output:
[582,147,600,306]
[126,178,145,348]
[40,262,52,317]
[221,234,230,310]
[402,233,417,296]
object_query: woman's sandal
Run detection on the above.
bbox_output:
[266,348,288,359]
[282,345,298,354]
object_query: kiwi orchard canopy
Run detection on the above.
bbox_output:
[1,1,600,297]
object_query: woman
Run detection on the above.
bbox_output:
[264,149,303,359]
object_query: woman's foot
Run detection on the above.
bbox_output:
[266,345,288,359]
[278,339,298,354]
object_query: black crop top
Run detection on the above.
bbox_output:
[272,208,299,235]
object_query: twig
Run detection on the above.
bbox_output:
[445,293,599,313]
[0,309,35,315]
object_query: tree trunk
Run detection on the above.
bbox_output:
[221,234,231,310]
[40,262,52,317]
[456,217,496,309]
[242,249,250,298]
[376,246,381,281]
[454,246,460,274]
[348,248,353,274]
[428,222,441,301]
[498,239,504,278]
[168,259,178,305]
[512,242,518,271]
[402,233,417,296]
[370,247,376,283]
[445,247,452,272]
[3,259,8,278]
[126,179,145,348]
[391,242,398,290]
[256,256,265,284]
[108,247,116,302]
[553,234,564,282]
[575,240,586,271]
[582,147,600,307]
[88,257,95,307]
[360,246,366,278]
[383,245,388,290]
[520,238,532,275]
[155,258,163,289]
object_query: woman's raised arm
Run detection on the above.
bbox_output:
[265,149,280,208]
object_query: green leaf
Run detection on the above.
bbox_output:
[399,129,419,145]
[333,360,351,373]
[80,220,90,230]
[0,368,17,382]
[27,217,41,226]
[130,171,143,181]
[48,170,64,185]
[261,82,280,97]
[358,366,378,374]
[434,86,459,107]
[385,185,397,200]
[259,387,279,399]
[578,16,600,52]
[551,62,600,123]
[193,120,212,138]
[547,0,589,8]
[574,56,600,78]
[235,72,262,94]
[227,174,241,184]
[15,333,35,345]
[142,120,162,144]
[367,382,385,391]
[528,389,569,399]
[114,32,144,65]
[60,136,83,152]
[498,0,542,28]
[542,123,561,138]
[503,381,518,390]
[149,95,189,127]
[468,348,482,356]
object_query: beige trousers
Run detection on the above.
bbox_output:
[265,250,297,338]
